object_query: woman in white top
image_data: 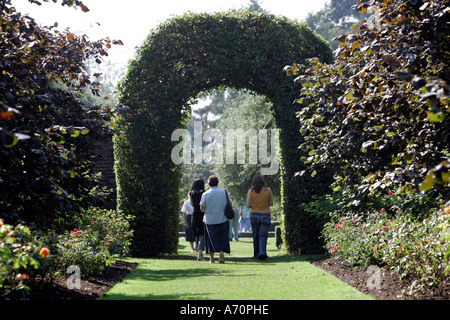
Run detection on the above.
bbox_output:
[181,197,196,252]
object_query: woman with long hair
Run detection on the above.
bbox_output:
[189,179,205,261]
[246,174,273,260]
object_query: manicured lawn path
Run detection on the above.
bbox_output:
[101,238,372,300]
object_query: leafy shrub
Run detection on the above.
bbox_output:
[386,213,448,296]
[77,207,133,256]
[440,206,450,276]
[54,207,133,277]
[323,208,392,268]
[360,187,444,220]
[28,229,63,283]
[297,185,445,256]
[2,206,133,297]
[286,0,449,199]
[55,229,112,277]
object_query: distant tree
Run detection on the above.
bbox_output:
[305,0,369,49]
[181,88,281,212]
[242,0,268,13]
[192,89,238,128]
[213,90,280,204]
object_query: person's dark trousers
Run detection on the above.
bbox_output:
[250,213,271,259]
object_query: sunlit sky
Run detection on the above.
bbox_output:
[12,0,329,72]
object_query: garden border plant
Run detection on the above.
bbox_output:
[115,10,333,257]
[0,206,133,298]
[0,0,136,298]
[282,1,449,297]
[322,203,450,297]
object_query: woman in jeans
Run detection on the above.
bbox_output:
[246,174,273,260]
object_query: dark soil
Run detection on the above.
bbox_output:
[3,260,138,300]
[311,254,450,300]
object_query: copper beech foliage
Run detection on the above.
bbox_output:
[285,0,449,203]
[0,0,123,227]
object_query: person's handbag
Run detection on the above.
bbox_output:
[224,190,235,219]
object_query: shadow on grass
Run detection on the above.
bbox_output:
[102,265,230,300]
[103,291,208,300]
[224,253,323,265]
[102,241,325,300]
[130,266,231,282]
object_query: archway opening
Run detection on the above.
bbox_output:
[178,88,282,222]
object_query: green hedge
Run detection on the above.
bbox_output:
[116,10,333,257]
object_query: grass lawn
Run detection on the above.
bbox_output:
[101,237,373,300]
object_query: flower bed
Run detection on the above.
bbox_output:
[322,205,450,297]
[0,208,133,298]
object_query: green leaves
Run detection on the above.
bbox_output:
[420,161,450,191]
[52,125,90,137]
[427,108,445,122]
[0,223,41,295]
[382,54,403,69]
[419,79,448,123]
[323,206,450,296]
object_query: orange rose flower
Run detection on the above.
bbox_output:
[40,247,50,258]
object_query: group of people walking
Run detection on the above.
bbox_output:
[181,174,273,263]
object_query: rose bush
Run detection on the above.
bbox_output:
[0,221,47,297]
[323,205,450,297]
[54,207,133,277]
[55,228,112,277]
[76,207,133,257]
[1,207,133,297]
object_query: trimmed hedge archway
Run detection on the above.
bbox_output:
[115,10,333,257]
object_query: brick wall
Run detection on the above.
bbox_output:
[92,134,117,210]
